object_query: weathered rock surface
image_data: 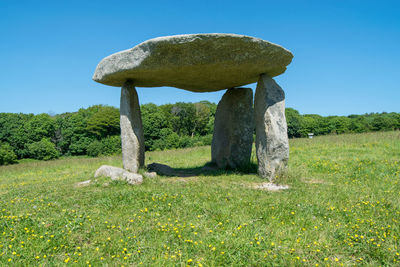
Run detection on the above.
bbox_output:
[254,74,289,180]
[211,88,254,169]
[93,33,293,92]
[120,81,145,173]
[94,165,143,185]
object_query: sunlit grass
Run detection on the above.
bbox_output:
[0,131,399,265]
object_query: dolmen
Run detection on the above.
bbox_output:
[93,33,293,183]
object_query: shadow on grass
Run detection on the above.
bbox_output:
[147,161,258,177]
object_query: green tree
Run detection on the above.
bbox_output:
[330,116,351,134]
[0,143,17,165]
[299,115,318,137]
[55,108,96,155]
[25,113,56,142]
[86,105,120,138]
[0,113,33,158]
[141,103,170,151]
[348,116,369,133]
[170,102,196,136]
[285,108,302,138]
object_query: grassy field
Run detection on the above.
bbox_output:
[0,131,399,266]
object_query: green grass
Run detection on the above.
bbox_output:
[1,131,399,266]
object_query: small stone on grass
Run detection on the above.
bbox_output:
[254,182,289,191]
[143,172,157,179]
[74,180,91,187]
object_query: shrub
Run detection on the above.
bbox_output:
[0,143,17,165]
[151,128,176,151]
[27,139,59,160]
[86,140,103,157]
[178,135,194,148]
[164,132,180,149]
[189,134,213,147]
[68,137,94,156]
[101,135,121,155]
[87,136,121,157]
[152,139,166,151]
[199,134,213,146]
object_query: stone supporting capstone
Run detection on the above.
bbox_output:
[120,80,145,173]
[211,88,254,169]
[254,74,289,180]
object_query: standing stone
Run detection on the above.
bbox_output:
[212,88,254,169]
[254,74,289,180]
[120,80,144,173]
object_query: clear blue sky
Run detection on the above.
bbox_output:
[0,0,399,116]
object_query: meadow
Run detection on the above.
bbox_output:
[0,131,399,266]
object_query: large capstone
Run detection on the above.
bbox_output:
[120,81,145,173]
[254,74,289,180]
[93,33,293,92]
[212,88,254,169]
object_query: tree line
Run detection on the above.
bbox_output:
[285,108,400,137]
[1,103,399,165]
